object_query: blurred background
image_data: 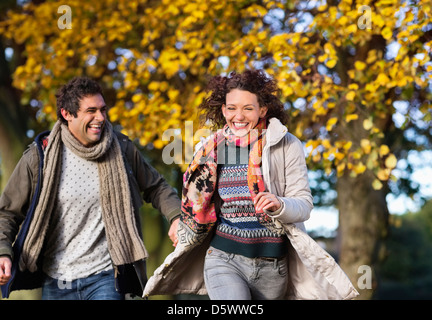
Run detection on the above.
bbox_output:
[0,0,431,300]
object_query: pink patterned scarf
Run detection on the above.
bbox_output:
[180,119,275,235]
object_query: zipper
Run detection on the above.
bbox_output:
[113,265,120,292]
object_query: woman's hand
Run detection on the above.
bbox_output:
[254,192,281,212]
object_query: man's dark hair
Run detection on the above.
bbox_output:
[56,77,105,123]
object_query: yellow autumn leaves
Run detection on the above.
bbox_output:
[306,135,397,189]
[360,140,398,189]
[1,0,431,188]
[269,0,430,189]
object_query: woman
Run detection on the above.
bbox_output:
[143,70,358,300]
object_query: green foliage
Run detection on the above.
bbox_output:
[374,200,432,299]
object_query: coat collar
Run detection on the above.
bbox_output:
[265,117,288,147]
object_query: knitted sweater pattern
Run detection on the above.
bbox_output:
[211,145,287,258]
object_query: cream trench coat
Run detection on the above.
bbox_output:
[143,118,359,300]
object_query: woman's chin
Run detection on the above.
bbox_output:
[233,129,250,137]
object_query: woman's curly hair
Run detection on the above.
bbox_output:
[199,69,288,129]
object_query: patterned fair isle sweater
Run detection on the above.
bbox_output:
[210,143,288,258]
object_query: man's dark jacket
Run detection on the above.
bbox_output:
[0,130,181,298]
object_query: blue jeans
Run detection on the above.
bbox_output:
[204,246,288,300]
[42,269,124,300]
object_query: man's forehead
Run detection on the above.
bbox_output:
[78,94,106,108]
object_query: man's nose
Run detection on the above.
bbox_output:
[95,110,106,121]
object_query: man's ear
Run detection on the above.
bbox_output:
[60,108,72,122]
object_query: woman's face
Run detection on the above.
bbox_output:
[222,89,267,137]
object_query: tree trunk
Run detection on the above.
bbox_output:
[336,170,389,300]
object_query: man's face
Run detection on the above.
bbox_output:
[61,94,107,147]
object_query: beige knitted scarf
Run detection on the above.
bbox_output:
[20,121,146,272]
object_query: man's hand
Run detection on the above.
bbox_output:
[168,217,180,247]
[0,256,12,286]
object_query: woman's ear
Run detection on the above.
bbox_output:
[260,106,268,118]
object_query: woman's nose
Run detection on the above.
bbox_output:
[235,111,245,120]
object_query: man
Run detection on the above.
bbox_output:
[0,77,180,299]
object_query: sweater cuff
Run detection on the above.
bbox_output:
[263,197,284,217]
[166,208,181,224]
[0,247,13,260]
